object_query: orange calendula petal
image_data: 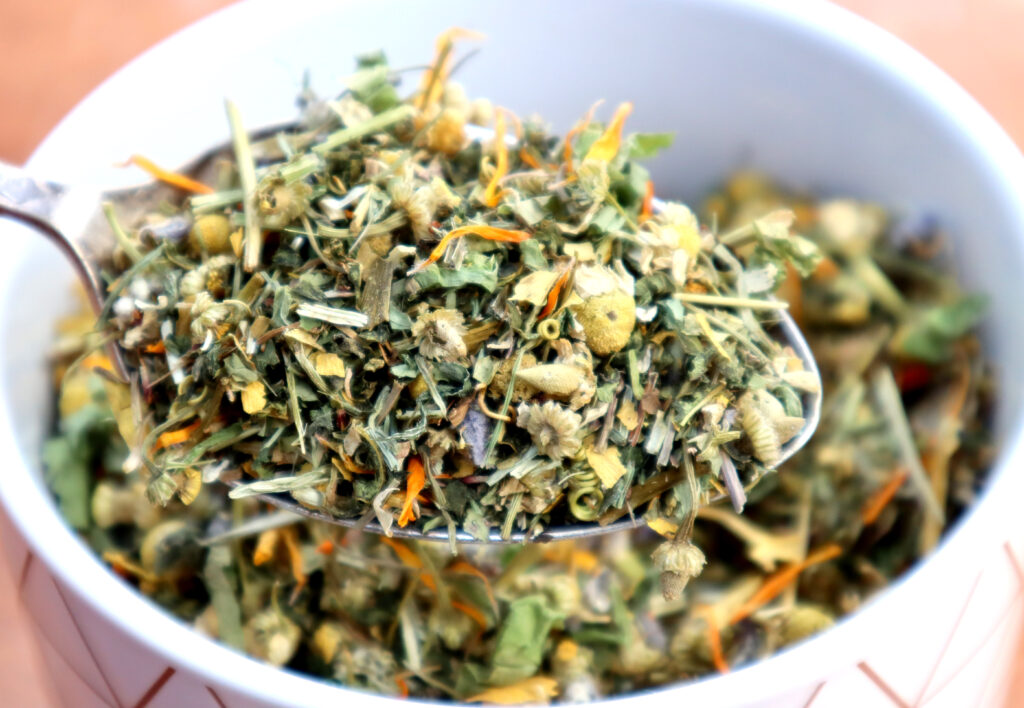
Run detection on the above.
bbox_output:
[564,101,602,175]
[699,607,730,674]
[408,225,531,275]
[450,599,488,629]
[483,110,508,208]
[382,536,423,568]
[281,526,307,589]
[584,101,634,163]
[121,155,214,194]
[861,469,909,525]
[381,536,437,591]
[639,179,655,222]
[446,559,498,612]
[417,27,485,112]
[518,147,541,169]
[152,419,202,452]
[538,261,574,320]
[81,352,114,373]
[398,457,426,527]
[253,528,280,566]
[395,677,410,699]
[730,543,842,624]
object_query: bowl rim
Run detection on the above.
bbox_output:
[4,0,1024,705]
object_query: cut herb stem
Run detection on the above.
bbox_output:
[673,292,789,310]
[225,99,261,271]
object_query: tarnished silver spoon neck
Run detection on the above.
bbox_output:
[0,160,130,382]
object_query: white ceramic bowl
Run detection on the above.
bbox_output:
[3,1,1024,706]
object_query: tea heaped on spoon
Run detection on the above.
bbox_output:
[0,35,821,545]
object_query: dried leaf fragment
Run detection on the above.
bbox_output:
[241,380,267,414]
[468,677,559,705]
[585,445,628,489]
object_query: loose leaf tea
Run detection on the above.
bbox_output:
[85,41,818,548]
[43,38,993,705]
[46,170,993,704]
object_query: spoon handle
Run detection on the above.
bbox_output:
[0,160,129,382]
[0,160,66,221]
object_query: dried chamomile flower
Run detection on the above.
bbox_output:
[256,175,312,230]
[91,480,161,530]
[427,176,462,213]
[425,106,468,156]
[651,538,706,600]
[570,263,637,356]
[428,603,476,650]
[188,214,233,255]
[817,199,886,258]
[516,401,583,460]
[489,353,539,402]
[736,389,804,467]
[778,605,834,647]
[388,179,434,240]
[245,608,302,667]
[636,200,702,282]
[180,254,236,297]
[573,295,636,357]
[189,291,233,340]
[139,519,200,575]
[412,308,468,362]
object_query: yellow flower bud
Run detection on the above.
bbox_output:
[574,292,636,356]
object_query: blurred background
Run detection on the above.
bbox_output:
[1,0,1023,705]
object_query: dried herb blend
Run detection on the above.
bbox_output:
[43,36,992,705]
[85,38,818,545]
[46,171,992,702]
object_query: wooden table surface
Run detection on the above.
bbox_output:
[2,1,1024,706]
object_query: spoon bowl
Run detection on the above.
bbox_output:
[0,124,821,543]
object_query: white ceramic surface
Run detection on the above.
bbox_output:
[2,1,1024,706]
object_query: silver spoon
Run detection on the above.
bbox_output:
[0,126,821,544]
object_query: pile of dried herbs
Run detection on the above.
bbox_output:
[46,175,992,703]
[43,36,994,705]
[78,36,820,549]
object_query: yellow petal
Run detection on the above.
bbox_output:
[563,242,596,262]
[229,228,244,258]
[554,640,578,663]
[673,220,702,258]
[647,517,679,539]
[510,270,560,307]
[616,399,639,431]
[468,677,559,705]
[584,102,633,163]
[585,445,628,489]
[312,352,347,378]
[241,380,267,414]
[102,379,139,446]
[284,329,324,351]
[178,468,202,505]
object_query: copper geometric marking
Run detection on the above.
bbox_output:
[857,662,910,707]
[132,667,176,708]
[921,587,1024,704]
[17,550,34,594]
[26,609,116,708]
[52,579,126,708]
[1003,542,1024,588]
[912,571,984,705]
[969,600,1023,708]
[801,681,825,708]
[206,686,228,708]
